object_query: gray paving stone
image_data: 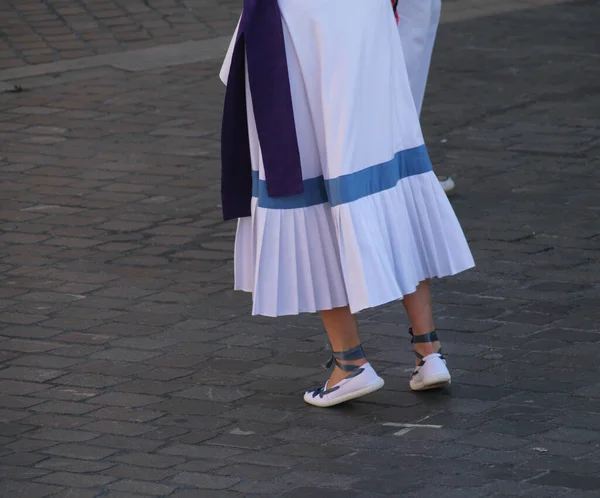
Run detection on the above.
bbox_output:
[174,385,254,403]
[77,435,163,453]
[36,471,115,488]
[0,480,62,498]
[171,491,243,498]
[35,457,114,473]
[80,420,155,437]
[85,392,163,408]
[0,451,47,466]
[0,366,65,382]
[23,413,89,430]
[27,429,100,443]
[86,406,165,423]
[142,425,190,440]
[42,443,118,461]
[110,452,186,470]
[232,470,359,495]
[50,490,100,498]
[541,427,600,444]
[52,373,128,389]
[530,471,600,491]
[171,471,241,489]
[106,479,175,495]
[100,463,177,482]
[0,379,50,395]
[31,401,97,415]
[214,463,283,482]
[228,451,306,469]
[159,443,245,460]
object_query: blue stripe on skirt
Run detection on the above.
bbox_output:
[252,145,432,209]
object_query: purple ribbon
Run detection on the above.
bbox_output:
[221,0,304,220]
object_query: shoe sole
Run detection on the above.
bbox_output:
[438,177,456,196]
[442,183,456,196]
[410,374,451,392]
[304,378,385,408]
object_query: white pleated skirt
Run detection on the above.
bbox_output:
[220,0,474,317]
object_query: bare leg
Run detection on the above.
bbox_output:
[401,280,441,364]
[320,306,367,386]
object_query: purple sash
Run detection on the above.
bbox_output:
[221,0,304,220]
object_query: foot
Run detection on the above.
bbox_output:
[438,175,455,195]
[410,353,451,391]
[304,362,384,407]
[408,329,451,391]
[304,345,384,407]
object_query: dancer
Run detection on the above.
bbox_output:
[394,0,455,194]
[220,0,474,407]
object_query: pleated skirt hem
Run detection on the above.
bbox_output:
[235,170,475,317]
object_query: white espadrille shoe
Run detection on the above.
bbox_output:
[438,175,456,195]
[408,329,451,391]
[304,345,384,408]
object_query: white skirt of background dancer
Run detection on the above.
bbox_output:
[396,0,442,114]
[220,0,473,317]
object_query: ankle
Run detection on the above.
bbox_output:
[413,341,441,356]
[329,360,367,385]
[337,358,368,367]
[413,342,441,365]
[409,329,443,366]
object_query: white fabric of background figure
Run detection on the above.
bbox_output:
[396,0,455,194]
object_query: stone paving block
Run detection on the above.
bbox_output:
[0,395,45,410]
[31,386,101,402]
[36,471,115,488]
[86,406,165,423]
[159,443,245,460]
[234,469,360,495]
[35,457,115,473]
[23,413,90,430]
[100,462,177,482]
[52,373,128,389]
[100,493,147,498]
[171,491,242,498]
[142,424,190,440]
[0,339,60,353]
[50,490,100,498]
[42,443,118,461]
[0,366,65,382]
[87,435,164,453]
[106,479,175,495]
[9,353,82,369]
[174,385,254,403]
[80,420,155,437]
[530,471,600,491]
[0,480,63,498]
[0,451,47,466]
[27,428,100,443]
[85,392,163,407]
[110,452,185,469]
[523,452,600,475]
[0,406,30,423]
[541,427,600,444]
[171,471,241,490]
[30,401,95,416]
[0,379,50,395]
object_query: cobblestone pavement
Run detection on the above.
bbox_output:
[0,0,239,68]
[0,0,599,497]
